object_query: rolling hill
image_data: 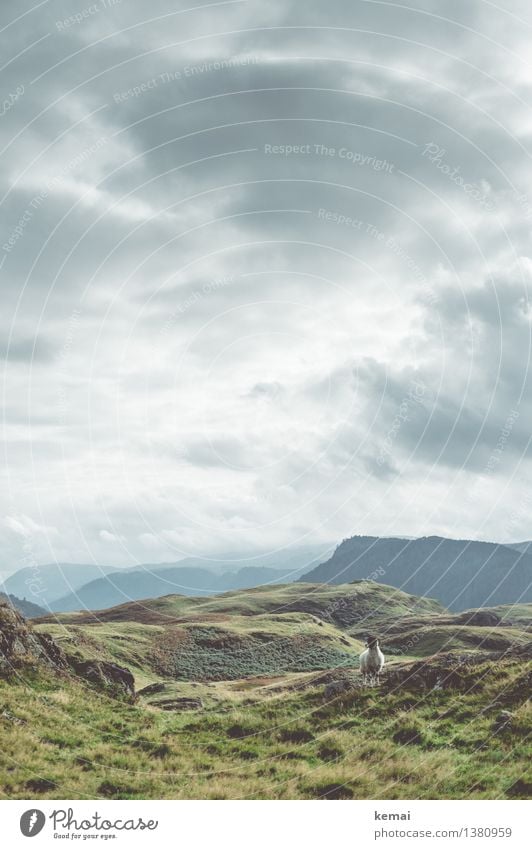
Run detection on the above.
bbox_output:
[2,582,530,800]
[300,535,532,611]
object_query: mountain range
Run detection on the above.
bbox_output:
[301,535,532,611]
[2,545,331,613]
[1,563,118,609]
[3,536,532,614]
[0,592,47,619]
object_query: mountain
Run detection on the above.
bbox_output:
[50,563,312,612]
[5,545,332,613]
[299,535,532,611]
[506,541,532,554]
[0,592,47,618]
[1,563,120,608]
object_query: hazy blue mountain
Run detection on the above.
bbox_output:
[50,565,304,612]
[300,535,532,611]
[2,563,120,609]
[506,541,532,554]
[47,545,333,612]
[0,592,47,618]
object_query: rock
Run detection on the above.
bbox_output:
[505,778,532,798]
[137,682,166,697]
[493,710,513,732]
[0,602,68,675]
[69,658,135,700]
[0,602,135,701]
[393,727,424,746]
[457,610,502,627]
[151,697,203,711]
[382,654,478,693]
[314,782,354,800]
[25,777,57,793]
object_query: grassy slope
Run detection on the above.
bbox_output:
[36,586,529,681]
[3,583,528,800]
[38,613,364,687]
[0,657,529,800]
[34,582,443,685]
[38,581,444,624]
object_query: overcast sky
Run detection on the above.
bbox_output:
[1,0,532,571]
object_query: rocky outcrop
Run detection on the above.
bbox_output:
[323,678,355,700]
[381,648,531,694]
[69,658,135,700]
[456,610,502,627]
[0,601,135,700]
[0,602,68,674]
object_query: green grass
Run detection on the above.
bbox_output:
[3,584,529,800]
[38,613,364,683]
[39,581,444,627]
[0,655,529,800]
[381,625,531,656]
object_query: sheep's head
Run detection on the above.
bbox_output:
[365,635,379,648]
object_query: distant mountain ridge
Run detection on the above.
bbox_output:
[300,535,532,611]
[3,545,332,613]
[45,546,332,612]
[1,563,119,609]
[0,592,46,619]
[50,565,307,612]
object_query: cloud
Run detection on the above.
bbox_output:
[1,0,532,567]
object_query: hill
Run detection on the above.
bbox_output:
[42,581,427,684]
[300,535,532,611]
[0,592,47,618]
[1,581,530,800]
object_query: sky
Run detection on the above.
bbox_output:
[1,0,532,571]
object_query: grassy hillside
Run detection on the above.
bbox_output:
[40,580,444,626]
[38,613,364,687]
[36,586,530,684]
[2,583,529,800]
[0,653,529,800]
[36,582,443,686]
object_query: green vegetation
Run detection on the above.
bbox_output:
[1,583,530,800]
[0,656,529,800]
[40,613,363,685]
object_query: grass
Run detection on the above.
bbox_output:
[37,613,364,684]
[2,585,529,800]
[0,654,529,800]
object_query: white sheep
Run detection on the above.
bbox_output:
[359,636,385,685]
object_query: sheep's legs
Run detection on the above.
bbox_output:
[361,673,381,686]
